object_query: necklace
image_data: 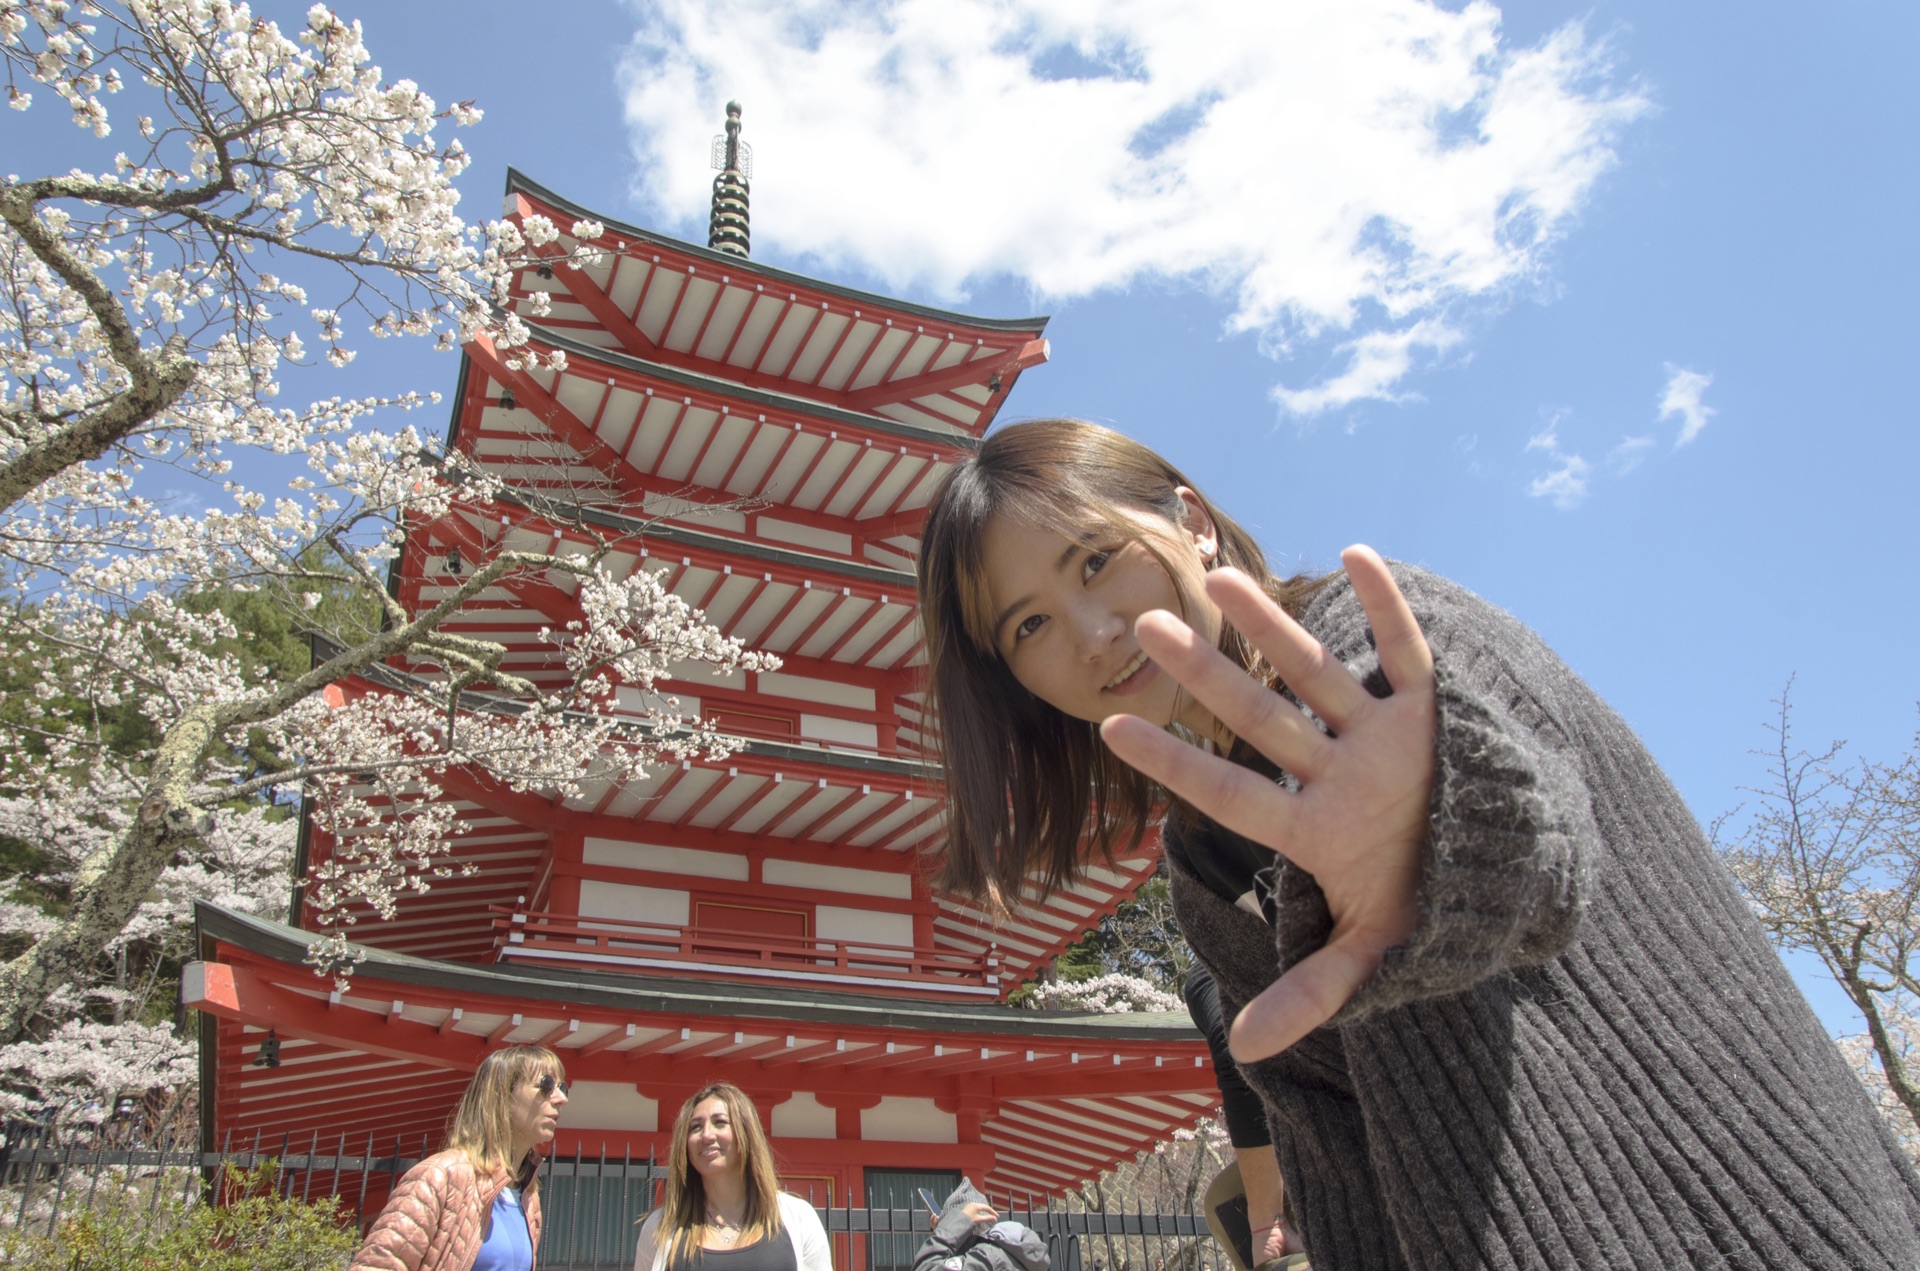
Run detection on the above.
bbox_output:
[707,1209,743,1245]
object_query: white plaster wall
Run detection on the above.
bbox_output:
[582,840,749,880]
[861,1097,956,1144]
[762,860,911,900]
[578,879,689,926]
[644,492,747,535]
[615,686,699,718]
[668,657,746,688]
[756,671,875,711]
[800,714,879,749]
[757,517,853,557]
[562,1082,657,1132]
[770,1092,837,1139]
[816,906,914,950]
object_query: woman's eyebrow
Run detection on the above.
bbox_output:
[993,541,1083,649]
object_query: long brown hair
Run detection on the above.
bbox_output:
[654,1082,784,1266]
[446,1045,564,1193]
[916,418,1329,904]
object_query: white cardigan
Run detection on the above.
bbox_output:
[633,1192,831,1271]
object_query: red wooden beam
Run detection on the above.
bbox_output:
[805,310,864,389]
[780,786,862,843]
[574,1023,637,1058]
[710,777,785,835]
[761,302,826,378]
[672,766,737,829]
[844,338,1048,411]
[518,222,660,358]
[684,273,730,354]
[655,265,700,349]
[839,323,895,392]
[755,778,833,839]
[684,410,736,486]
[812,441,875,515]
[716,290,766,367]
[745,423,807,500]
[623,1026,693,1060]
[818,598,885,663]
[779,430,845,505]
[782,587,851,656]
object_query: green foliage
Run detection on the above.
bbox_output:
[176,559,386,785]
[0,1162,356,1270]
[1011,871,1193,1004]
[1052,874,1191,990]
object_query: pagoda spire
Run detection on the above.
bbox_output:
[708,100,751,258]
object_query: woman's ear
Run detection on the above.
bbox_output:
[1174,486,1218,563]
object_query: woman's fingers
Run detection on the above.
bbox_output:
[1100,714,1304,856]
[1339,545,1434,693]
[1133,605,1332,770]
[1227,936,1382,1063]
[1202,568,1374,736]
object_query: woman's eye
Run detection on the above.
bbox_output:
[1083,549,1111,579]
[1015,614,1045,640]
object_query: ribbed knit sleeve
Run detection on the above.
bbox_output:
[1289,566,1598,1023]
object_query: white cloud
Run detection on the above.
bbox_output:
[1658,364,1715,446]
[1270,319,1462,416]
[1525,417,1589,508]
[617,0,1645,414]
[1609,434,1654,473]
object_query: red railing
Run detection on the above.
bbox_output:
[487,907,1001,997]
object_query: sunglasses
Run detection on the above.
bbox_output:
[534,1075,569,1098]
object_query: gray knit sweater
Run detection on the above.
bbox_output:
[1165,564,1920,1269]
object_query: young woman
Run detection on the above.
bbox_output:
[350,1045,569,1271]
[916,418,1920,1270]
[633,1082,830,1271]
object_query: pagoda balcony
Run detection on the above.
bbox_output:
[489,907,1002,999]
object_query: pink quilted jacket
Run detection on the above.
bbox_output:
[348,1148,544,1271]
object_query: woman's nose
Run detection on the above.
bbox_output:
[1076,607,1124,658]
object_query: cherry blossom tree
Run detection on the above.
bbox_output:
[0,0,774,1121]
[1716,686,1920,1155]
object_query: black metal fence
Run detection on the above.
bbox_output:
[0,1125,1223,1271]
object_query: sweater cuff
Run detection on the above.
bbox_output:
[1323,654,1594,1023]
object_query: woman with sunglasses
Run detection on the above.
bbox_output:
[351,1045,570,1271]
[633,1081,830,1271]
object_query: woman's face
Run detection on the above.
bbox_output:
[979,490,1222,734]
[686,1096,740,1180]
[508,1071,568,1154]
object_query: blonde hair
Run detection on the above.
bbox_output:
[654,1082,784,1267]
[916,418,1329,903]
[446,1045,565,1189]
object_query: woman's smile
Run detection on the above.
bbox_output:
[1103,650,1156,694]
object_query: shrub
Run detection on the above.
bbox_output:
[0,1162,355,1270]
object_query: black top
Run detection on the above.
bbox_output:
[676,1234,797,1271]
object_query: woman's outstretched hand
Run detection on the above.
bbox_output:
[1099,545,1435,1063]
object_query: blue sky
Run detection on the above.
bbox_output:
[14,1,1918,1031]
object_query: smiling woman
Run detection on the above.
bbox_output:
[634,1082,831,1271]
[349,1046,569,1271]
[914,418,1920,1269]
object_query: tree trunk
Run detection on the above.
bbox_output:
[0,705,220,1043]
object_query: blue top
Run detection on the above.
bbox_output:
[470,1186,534,1271]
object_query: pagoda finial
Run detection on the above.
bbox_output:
[708,100,751,258]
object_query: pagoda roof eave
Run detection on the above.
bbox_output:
[497,319,989,452]
[490,485,917,590]
[195,901,1199,1043]
[506,168,1049,339]
[318,640,940,784]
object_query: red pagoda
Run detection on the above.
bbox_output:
[187,108,1215,1264]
